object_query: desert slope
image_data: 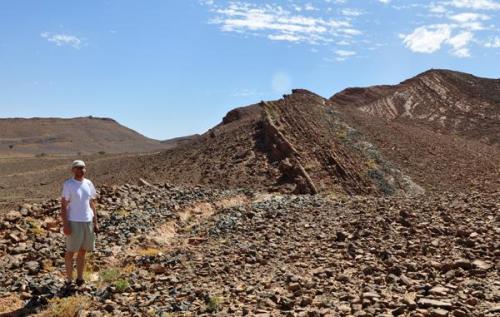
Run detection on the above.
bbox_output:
[0,116,168,156]
[112,90,422,196]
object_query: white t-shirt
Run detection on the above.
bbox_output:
[62,178,97,222]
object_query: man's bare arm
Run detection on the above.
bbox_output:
[90,199,99,232]
[61,198,71,235]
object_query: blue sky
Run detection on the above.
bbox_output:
[1,0,499,140]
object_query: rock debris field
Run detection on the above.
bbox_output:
[0,183,499,316]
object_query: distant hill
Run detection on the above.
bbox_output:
[329,69,500,191]
[0,116,170,156]
[330,69,500,145]
[161,134,201,148]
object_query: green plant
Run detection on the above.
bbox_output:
[205,296,222,313]
[114,278,130,292]
[99,267,120,283]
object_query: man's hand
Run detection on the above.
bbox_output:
[93,222,99,234]
[63,223,71,235]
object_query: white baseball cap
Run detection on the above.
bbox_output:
[72,160,86,168]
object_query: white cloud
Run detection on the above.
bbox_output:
[207,2,360,44]
[401,24,474,58]
[451,47,471,56]
[41,32,82,49]
[484,36,500,47]
[449,12,490,22]
[448,31,474,56]
[447,0,500,10]
[429,3,448,13]
[400,0,500,58]
[341,8,362,16]
[202,1,498,59]
[402,24,476,57]
[335,49,356,56]
[448,31,474,48]
[402,24,452,53]
[268,34,302,42]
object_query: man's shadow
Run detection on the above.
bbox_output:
[0,285,76,317]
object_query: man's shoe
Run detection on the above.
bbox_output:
[75,279,84,287]
[60,280,74,296]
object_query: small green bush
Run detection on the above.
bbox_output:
[206,296,222,313]
[114,278,130,292]
[99,268,120,283]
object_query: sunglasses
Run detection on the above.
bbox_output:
[74,166,86,170]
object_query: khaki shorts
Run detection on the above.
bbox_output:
[66,221,95,252]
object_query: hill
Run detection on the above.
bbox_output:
[330,69,500,145]
[110,89,423,196]
[329,69,500,192]
[0,116,168,156]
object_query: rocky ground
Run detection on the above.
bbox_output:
[0,182,498,316]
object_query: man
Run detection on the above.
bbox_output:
[60,160,99,287]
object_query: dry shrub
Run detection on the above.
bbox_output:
[39,295,89,317]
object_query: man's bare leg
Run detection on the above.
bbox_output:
[76,249,86,281]
[65,251,75,282]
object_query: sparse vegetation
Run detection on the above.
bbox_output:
[114,278,130,292]
[8,144,14,149]
[137,247,162,257]
[98,151,106,155]
[205,295,222,313]
[26,218,45,236]
[41,259,54,272]
[121,263,137,274]
[39,296,89,317]
[97,265,135,290]
[115,209,130,217]
[366,158,378,170]
[99,267,121,283]
[335,128,348,141]
[35,152,47,157]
